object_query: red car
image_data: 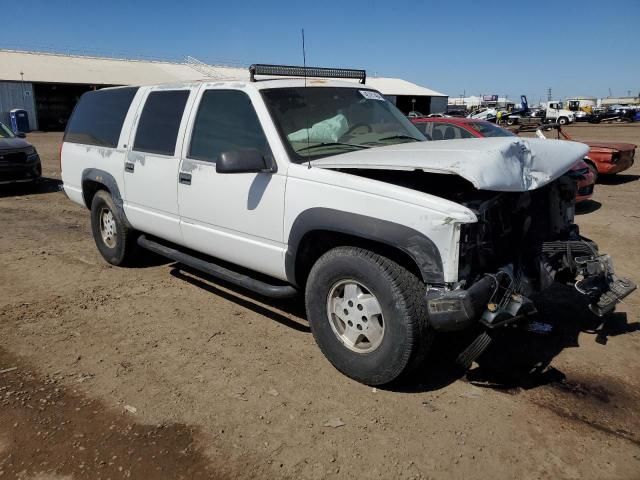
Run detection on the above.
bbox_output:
[542,125,636,178]
[410,117,596,203]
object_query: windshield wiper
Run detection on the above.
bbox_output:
[376,135,421,142]
[297,142,370,153]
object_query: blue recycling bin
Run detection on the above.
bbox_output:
[9,109,29,133]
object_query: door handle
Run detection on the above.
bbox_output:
[124,162,135,173]
[179,172,192,185]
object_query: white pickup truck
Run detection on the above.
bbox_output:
[61,64,635,385]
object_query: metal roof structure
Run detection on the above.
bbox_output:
[0,49,447,97]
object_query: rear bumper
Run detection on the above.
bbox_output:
[426,239,636,332]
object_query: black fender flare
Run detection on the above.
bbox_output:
[81,168,131,227]
[285,208,444,286]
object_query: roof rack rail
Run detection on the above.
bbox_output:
[249,64,366,84]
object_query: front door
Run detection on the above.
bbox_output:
[123,88,193,244]
[177,88,287,280]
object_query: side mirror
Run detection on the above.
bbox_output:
[216,149,275,174]
[16,132,26,138]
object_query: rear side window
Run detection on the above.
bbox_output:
[188,90,271,162]
[133,90,190,156]
[64,87,138,147]
[431,122,475,140]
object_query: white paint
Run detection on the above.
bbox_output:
[63,79,586,287]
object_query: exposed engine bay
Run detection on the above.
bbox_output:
[343,169,636,331]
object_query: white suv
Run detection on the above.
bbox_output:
[61,64,635,385]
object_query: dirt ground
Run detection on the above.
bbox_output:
[1,123,639,480]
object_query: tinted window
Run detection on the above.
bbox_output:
[412,122,432,140]
[133,90,190,156]
[64,87,138,147]
[467,121,515,137]
[431,122,475,140]
[189,90,271,162]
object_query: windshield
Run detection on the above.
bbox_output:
[467,121,516,138]
[0,122,15,139]
[261,87,425,163]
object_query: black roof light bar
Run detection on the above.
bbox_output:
[249,64,366,84]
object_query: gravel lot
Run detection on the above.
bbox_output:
[1,124,639,479]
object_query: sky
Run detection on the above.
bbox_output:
[2,0,639,102]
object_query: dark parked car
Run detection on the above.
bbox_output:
[589,107,637,123]
[0,122,41,184]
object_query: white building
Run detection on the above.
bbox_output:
[0,49,448,130]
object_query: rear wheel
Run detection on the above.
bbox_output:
[305,246,431,385]
[90,190,138,266]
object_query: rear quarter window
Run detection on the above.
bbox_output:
[64,87,138,147]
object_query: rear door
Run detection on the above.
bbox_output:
[123,88,195,243]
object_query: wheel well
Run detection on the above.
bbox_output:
[82,180,109,209]
[294,230,423,288]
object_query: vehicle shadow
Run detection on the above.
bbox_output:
[575,199,601,215]
[395,284,638,393]
[598,174,640,185]
[169,266,310,333]
[0,177,62,198]
[163,265,637,392]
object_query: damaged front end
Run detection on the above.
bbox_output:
[426,176,636,333]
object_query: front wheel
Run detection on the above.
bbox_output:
[558,116,569,125]
[305,247,431,385]
[90,190,138,266]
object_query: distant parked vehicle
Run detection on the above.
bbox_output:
[0,122,41,185]
[468,108,498,122]
[537,123,636,178]
[589,107,637,124]
[411,117,595,203]
[508,102,575,126]
[445,107,467,117]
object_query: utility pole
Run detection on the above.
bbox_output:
[20,71,25,108]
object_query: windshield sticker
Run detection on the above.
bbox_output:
[360,90,385,101]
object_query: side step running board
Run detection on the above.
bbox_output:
[137,235,298,299]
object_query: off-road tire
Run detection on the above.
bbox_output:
[90,190,138,266]
[305,246,432,385]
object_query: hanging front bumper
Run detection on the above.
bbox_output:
[425,239,636,332]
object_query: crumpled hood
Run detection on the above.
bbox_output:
[310,137,589,192]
